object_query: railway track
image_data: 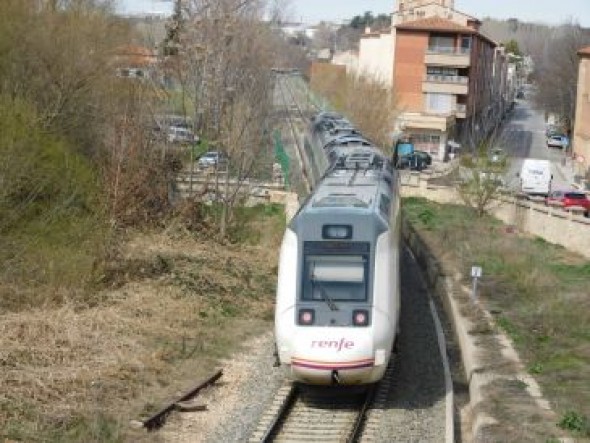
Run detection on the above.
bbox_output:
[249,358,397,443]
[274,73,314,194]
[274,72,329,194]
[249,383,374,442]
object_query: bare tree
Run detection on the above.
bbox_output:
[342,74,399,148]
[167,0,281,237]
[456,143,509,217]
[266,0,292,24]
[311,68,398,148]
[534,23,590,135]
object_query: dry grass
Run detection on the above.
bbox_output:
[0,223,281,441]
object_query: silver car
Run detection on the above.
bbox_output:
[197,151,228,169]
[167,126,198,144]
[546,135,568,149]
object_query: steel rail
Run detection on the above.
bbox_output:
[141,369,223,431]
[275,73,312,194]
[260,383,299,442]
[347,384,377,442]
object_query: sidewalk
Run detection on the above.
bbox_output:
[554,155,587,190]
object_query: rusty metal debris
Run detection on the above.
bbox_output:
[141,369,223,431]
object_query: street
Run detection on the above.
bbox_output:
[496,96,573,190]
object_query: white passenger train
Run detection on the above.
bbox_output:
[274,113,401,385]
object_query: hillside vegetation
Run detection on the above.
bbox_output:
[0,1,287,440]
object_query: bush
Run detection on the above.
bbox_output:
[0,95,108,310]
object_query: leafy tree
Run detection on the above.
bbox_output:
[349,11,389,31]
[503,39,521,55]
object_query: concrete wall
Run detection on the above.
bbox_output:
[402,181,590,258]
[358,32,395,87]
[331,50,360,76]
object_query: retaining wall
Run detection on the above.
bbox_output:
[402,180,590,259]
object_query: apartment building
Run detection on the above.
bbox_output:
[573,46,590,179]
[394,14,503,159]
[350,0,512,160]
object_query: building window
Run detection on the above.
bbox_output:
[428,34,455,53]
[426,93,453,113]
[427,67,458,76]
[461,36,472,53]
[412,134,441,155]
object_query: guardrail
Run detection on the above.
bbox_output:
[174,171,285,201]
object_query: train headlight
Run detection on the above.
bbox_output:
[352,310,369,327]
[322,225,352,240]
[298,309,315,326]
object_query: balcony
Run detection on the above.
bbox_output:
[425,47,471,68]
[398,112,455,132]
[422,74,469,95]
[455,103,467,118]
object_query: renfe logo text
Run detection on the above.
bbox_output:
[311,338,354,352]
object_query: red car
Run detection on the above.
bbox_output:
[545,190,590,216]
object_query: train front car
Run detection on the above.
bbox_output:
[275,149,401,385]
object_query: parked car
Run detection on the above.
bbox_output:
[167,126,198,144]
[398,151,432,171]
[197,151,228,169]
[414,150,433,166]
[545,190,590,216]
[546,134,569,149]
[545,125,560,137]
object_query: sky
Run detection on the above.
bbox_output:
[116,0,590,28]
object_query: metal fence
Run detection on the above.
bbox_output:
[273,129,290,189]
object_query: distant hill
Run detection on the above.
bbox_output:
[481,18,590,61]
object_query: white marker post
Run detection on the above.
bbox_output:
[471,266,482,303]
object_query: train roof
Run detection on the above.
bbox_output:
[300,147,395,214]
[323,136,373,150]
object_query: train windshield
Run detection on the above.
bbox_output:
[302,255,368,302]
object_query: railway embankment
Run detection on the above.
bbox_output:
[402,203,587,442]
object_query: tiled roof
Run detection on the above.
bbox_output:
[396,16,476,33]
[579,46,590,56]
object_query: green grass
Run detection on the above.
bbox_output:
[558,410,590,435]
[403,197,590,439]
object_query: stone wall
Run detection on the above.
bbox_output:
[402,180,590,258]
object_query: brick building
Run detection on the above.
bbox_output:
[573,46,590,180]
[353,0,512,160]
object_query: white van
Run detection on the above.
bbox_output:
[518,158,552,196]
